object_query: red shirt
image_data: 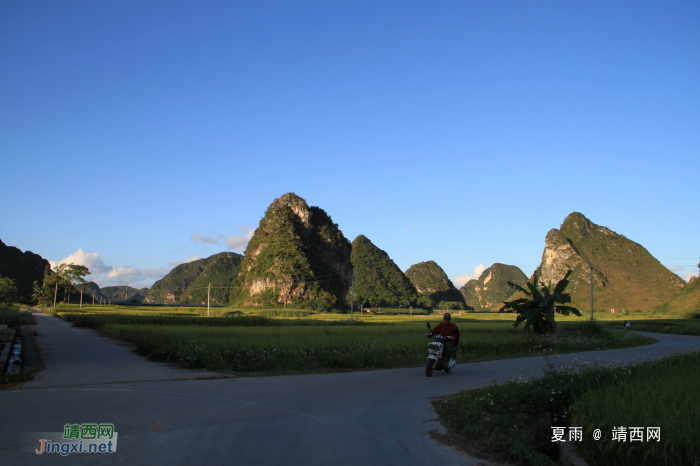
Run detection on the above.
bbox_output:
[432,322,460,346]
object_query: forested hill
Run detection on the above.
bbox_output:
[179,253,243,305]
[228,193,353,310]
[526,212,685,312]
[144,252,243,304]
[460,263,527,311]
[405,260,464,306]
[0,239,50,302]
[350,235,430,309]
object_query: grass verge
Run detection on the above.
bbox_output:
[434,350,700,466]
[0,369,34,389]
[604,319,700,336]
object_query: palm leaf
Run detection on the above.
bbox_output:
[552,270,573,295]
[555,305,582,317]
[506,281,530,296]
[526,282,544,301]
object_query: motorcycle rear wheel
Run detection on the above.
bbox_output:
[425,359,435,377]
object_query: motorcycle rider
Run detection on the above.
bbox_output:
[427,312,460,365]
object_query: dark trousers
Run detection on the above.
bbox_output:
[443,341,455,363]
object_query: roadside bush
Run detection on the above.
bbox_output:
[0,369,34,386]
[0,306,35,327]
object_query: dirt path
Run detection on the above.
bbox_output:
[24,308,222,388]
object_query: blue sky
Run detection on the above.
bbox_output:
[1,1,698,288]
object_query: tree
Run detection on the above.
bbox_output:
[54,263,90,305]
[501,270,581,335]
[0,278,18,308]
[0,278,19,328]
[32,280,51,306]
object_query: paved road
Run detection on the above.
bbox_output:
[1,310,699,466]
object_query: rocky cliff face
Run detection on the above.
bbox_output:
[0,239,51,302]
[144,252,242,304]
[229,193,352,309]
[460,263,528,311]
[528,212,685,312]
[405,260,465,305]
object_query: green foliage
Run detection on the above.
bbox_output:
[530,212,686,313]
[434,346,696,466]
[32,280,51,306]
[0,277,18,307]
[502,270,582,334]
[653,274,700,316]
[350,235,426,309]
[460,263,528,311]
[229,193,352,310]
[0,304,34,327]
[0,239,51,302]
[59,307,651,374]
[145,252,243,304]
[61,313,279,329]
[0,369,34,386]
[439,301,466,310]
[405,260,465,305]
[612,319,700,336]
[573,352,700,466]
[178,253,243,305]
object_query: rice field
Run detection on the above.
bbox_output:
[48,304,654,373]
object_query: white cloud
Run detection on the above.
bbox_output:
[685,271,698,282]
[453,264,487,288]
[225,229,254,251]
[409,224,417,229]
[105,266,172,286]
[50,249,200,289]
[191,225,255,251]
[670,266,684,272]
[190,231,223,244]
[168,255,201,267]
[49,249,111,274]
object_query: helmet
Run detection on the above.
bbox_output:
[443,312,451,320]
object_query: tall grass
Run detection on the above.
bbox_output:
[435,350,700,466]
[572,352,700,466]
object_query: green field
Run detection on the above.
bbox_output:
[434,350,700,466]
[42,304,655,374]
[602,318,700,336]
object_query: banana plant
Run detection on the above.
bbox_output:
[501,270,581,335]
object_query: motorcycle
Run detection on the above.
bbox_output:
[425,322,456,377]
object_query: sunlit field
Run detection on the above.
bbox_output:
[39,304,655,374]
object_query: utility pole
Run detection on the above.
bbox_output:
[207,284,211,317]
[350,274,354,322]
[126,284,128,302]
[589,261,594,321]
[53,281,58,308]
[92,292,95,305]
[80,286,83,309]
